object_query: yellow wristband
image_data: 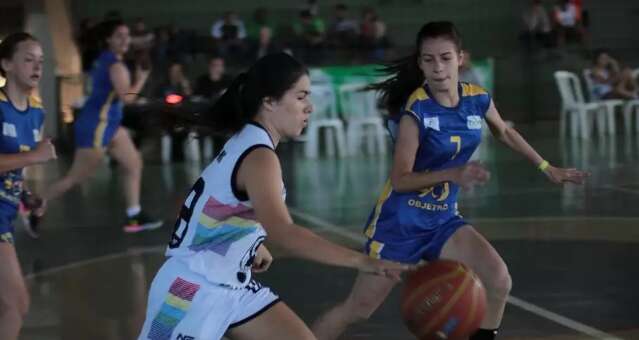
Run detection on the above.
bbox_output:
[538,160,549,171]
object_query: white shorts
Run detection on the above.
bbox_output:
[138,257,280,340]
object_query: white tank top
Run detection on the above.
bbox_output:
[166,123,284,288]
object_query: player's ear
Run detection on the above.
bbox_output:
[262,96,277,112]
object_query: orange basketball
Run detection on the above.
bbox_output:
[400,260,487,340]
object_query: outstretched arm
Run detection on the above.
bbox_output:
[485,100,589,184]
[237,148,409,279]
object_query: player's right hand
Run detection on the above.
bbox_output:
[357,256,414,282]
[454,161,490,190]
[32,138,57,163]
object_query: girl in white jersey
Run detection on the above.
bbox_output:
[137,53,409,340]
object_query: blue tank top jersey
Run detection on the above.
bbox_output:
[79,51,123,124]
[364,82,491,240]
[0,90,45,209]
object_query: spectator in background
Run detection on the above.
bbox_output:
[553,0,583,46]
[590,49,638,100]
[155,61,192,98]
[293,9,326,64]
[211,11,247,60]
[521,0,552,49]
[194,55,232,100]
[247,7,273,41]
[151,26,171,68]
[247,26,281,61]
[359,7,387,61]
[130,18,155,54]
[459,49,483,86]
[327,3,358,48]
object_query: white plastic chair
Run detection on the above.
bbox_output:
[338,83,388,156]
[623,99,639,135]
[623,68,639,135]
[161,131,202,163]
[554,71,603,139]
[304,83,347,158]
[582,69,624,136]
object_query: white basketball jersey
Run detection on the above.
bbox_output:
[166,123,284,289]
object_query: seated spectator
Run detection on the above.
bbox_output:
[211,11,247,40]
[194,56,232,100]
[590,49,638,100]
[211,11,247,60]
[553,0,583,46]
[247,26,282,61]
[459,50,483,86]
[130,18,155,53]
[155,61,192,99]
[359,7,387,60]
[521,0,552,49]
[292,9,326,63]
[247,7,273,41]
[327,3,358,48]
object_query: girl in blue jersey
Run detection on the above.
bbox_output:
[0,33,57,340]
[313,21,589,340]
[39,20,161,232]
[137,53,409,340]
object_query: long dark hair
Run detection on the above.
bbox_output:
[167,52,308,135]
[366,21,462,116]
[0,32,39,77]
[81,19,126,69]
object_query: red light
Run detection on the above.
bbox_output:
[165,94,183,105]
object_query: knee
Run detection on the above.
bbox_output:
[481,262,512,301]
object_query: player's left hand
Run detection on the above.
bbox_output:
[543,165,590,184]
[252,244,273,273]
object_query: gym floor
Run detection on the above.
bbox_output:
[16,124,639,340]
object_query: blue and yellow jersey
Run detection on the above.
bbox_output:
[78,51,123,124]
[0,90,45,207]
[364,82,491,240]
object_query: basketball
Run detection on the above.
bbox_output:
[400,260,487,340]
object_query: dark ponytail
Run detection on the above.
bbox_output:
[366,21,462,116]
[0,32,38,77]
[166,52,308,135]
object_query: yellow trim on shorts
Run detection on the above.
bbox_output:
[93,91,116,148]
[368,240,384,259]
[364,180,393,238]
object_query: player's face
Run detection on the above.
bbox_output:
[269,74,313,137]
[2,40,44,90]
[107,25,131,55]
[418,37,463,92]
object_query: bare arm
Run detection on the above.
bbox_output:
[390,115,489,192]
[485,100,588,184]
[110,62,149,104]
[485,101,544,165]
[0,139,56,173]
[238,148,408,277]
